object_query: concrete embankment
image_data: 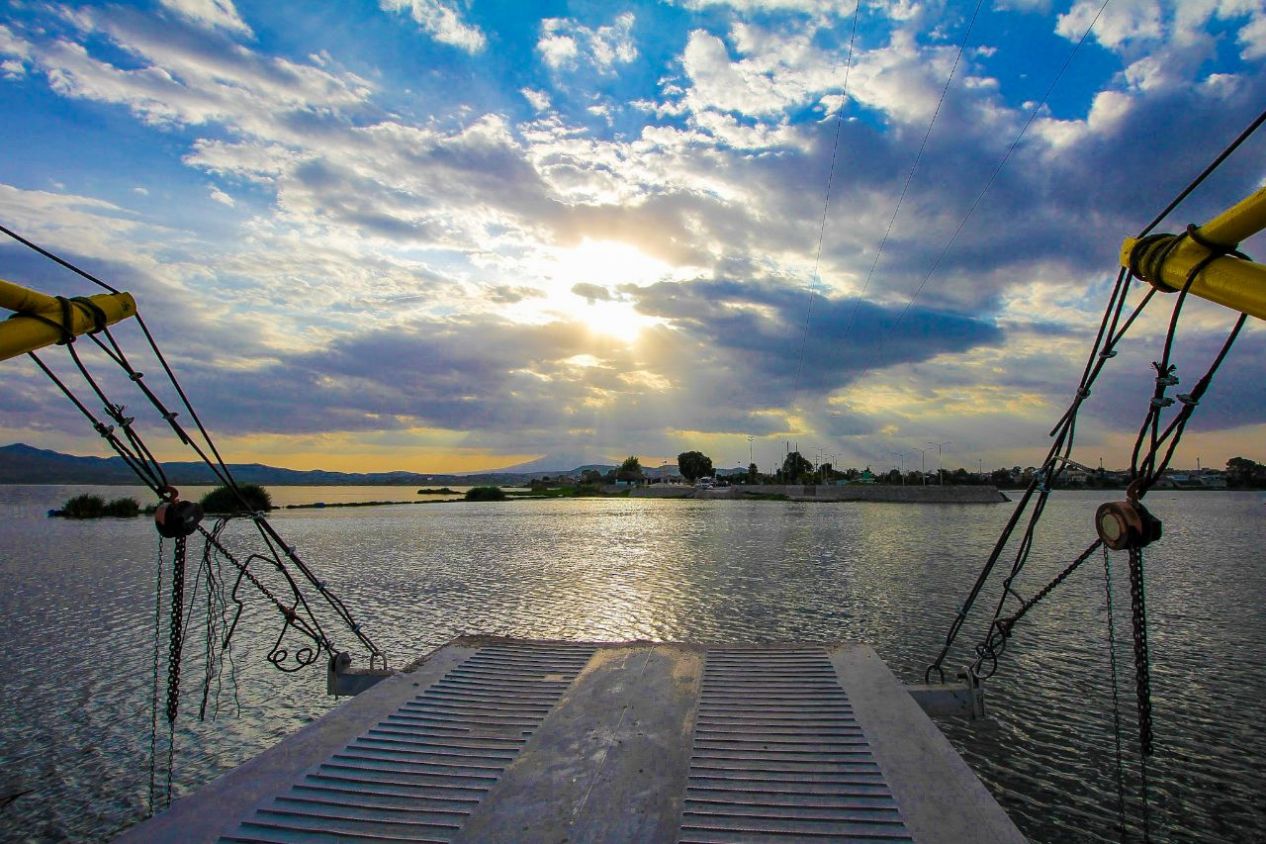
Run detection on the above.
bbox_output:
[630,484,1007,503]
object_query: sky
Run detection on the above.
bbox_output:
[0,0,1264,475]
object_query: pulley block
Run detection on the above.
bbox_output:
[155,498,204,538]
[1095,499,1162,550]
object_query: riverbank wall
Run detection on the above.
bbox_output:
[630,485,1008,503]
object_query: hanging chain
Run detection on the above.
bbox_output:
[1126,545,1154,842]
[1126,546,1153,756]
[1103,548,1127,842]
[167,536,187,725]
[148,536,164,816]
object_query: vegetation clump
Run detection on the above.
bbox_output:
[417,487,457,495]
[465,486,507,501]
[55,494,141,519]
[200,483,273,515]
[677,450,714,482]
[616,455,644,483]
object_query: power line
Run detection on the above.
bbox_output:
[877,0,1113,362]
[838,0,987,346]
[791,1,862,401]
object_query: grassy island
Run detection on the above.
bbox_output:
[51,494,142,519]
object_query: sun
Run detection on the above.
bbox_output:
[549,240,670,342]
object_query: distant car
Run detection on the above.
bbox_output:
[695,477,715,489]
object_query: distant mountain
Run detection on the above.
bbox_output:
[489,453,617,474]
[0,443,621,487]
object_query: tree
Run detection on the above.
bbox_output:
[1227,457,1265,488]
[617,455,644,482]
[201,483,272,515]
[677,450,714,482]
[465,486,506,501]
[747,462,759,484]
[781,451,813,483]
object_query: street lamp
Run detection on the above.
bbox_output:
[890,450,908,485]
[911,446,928,485]
[928,441,951,485]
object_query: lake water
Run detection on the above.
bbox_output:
[0,485,1263,842]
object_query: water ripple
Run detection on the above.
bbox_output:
[0,488,1262,842]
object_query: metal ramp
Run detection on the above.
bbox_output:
[118,639,1024,844]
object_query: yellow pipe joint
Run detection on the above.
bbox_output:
[1121,186,1266,321]
[0,278,137,361]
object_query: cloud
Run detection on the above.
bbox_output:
[571,283,613,302]
[0,24,31,77]
[521,87,551,111]
[157,0,254,37]
[1057,0,1163,51]
[209,186,235,206]
[4,2,1264,469]
[537,13,637,75]
[21,8,373,134]
[381,0,486,53]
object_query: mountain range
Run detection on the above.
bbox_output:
[0,443,649,487]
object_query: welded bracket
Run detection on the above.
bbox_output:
[906,667,986,719]
[327,651,396,697]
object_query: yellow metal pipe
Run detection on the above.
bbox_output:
[0,278,137,361]
[1197,185,1266,247]
[1121,186,1266,321]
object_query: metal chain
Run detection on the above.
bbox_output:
[1126,546,1153,756]
[167,536,187,725]
[148,536,164,816]
[1127,545,1154,842]
[1103,548,1127,842]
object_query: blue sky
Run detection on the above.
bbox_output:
[1,0,1264,474]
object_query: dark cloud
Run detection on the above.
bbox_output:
[1082,321,1266,435]
[487,285,542,304]
[628,276,1003,404]
[571,282,612,302]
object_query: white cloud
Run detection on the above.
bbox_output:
[669,0,857,13]
[0,24,31,77]
[1239,12,1266,60]
[21,10,373,138]
[538,32,579,69]
[381,0,486,53]
[537,13,637,75]
[1057,0,1163,50]
[679,28,822,116]
[157,0,254,37]
[521,87,551,112]
[132,186,150,195]
[209,186,236,206]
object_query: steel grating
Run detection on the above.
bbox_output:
[677,648,913,844]
[219,642,597,843]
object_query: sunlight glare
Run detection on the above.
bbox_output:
[551,240,669,343]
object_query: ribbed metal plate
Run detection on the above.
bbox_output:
[220,642,595,843]
[678,648,912,843]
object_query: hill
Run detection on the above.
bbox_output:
[0,443,615,487]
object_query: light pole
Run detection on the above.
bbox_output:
[911,446,928,485]
[891,450,907,485]
[928,441,951,485]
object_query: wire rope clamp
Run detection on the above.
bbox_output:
[154,487,204,538]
